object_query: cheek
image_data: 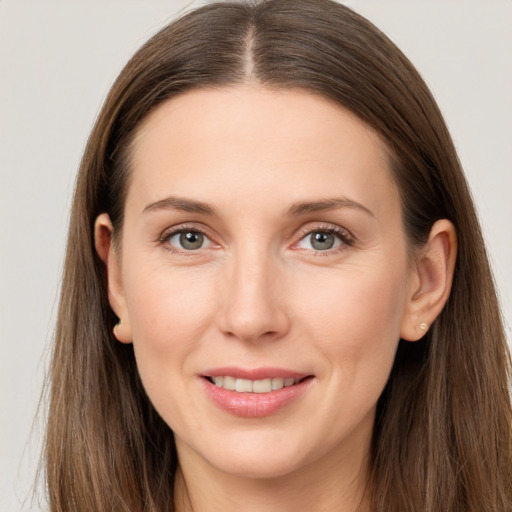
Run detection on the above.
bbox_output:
[295,259,409,371]
[127,266,214,348]
[122,266,223,435]
[123,266,217,404]
[289,261,409,439]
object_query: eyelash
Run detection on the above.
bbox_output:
[293,224,355,255]
[157,223,355,255]
[158,223,216,255]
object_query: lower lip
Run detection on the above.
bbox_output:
[201,377,314,417]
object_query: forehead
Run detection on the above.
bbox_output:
[127,86,398,217]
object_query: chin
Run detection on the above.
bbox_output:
[211,451,308,480]
[174,426,308,479]
[183,429,324,481]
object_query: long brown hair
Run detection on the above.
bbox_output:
[45,1,512,510]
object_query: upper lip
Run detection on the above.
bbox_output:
[201,367,312,381]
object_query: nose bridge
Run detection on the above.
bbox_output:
[219,240,289,342]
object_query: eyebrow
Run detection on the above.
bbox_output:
[288,197,375,217]
[143,196,215,216]
[142,195,374,218]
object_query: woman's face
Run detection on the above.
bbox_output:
[107,86,419,479]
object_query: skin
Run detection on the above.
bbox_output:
[95,86,457,512]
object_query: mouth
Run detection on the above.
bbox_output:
[200,367,315,417]
[204,375,312,394]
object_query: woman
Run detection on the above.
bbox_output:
[45,0,512,510]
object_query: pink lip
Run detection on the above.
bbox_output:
[200,367,314,418]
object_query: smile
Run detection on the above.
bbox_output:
[201,371,315,417]
[207,376,301,393]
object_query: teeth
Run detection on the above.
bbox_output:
[271,377,284,390]
[235,378,253,393]
[223,376,236,391]
[210,376,299,393]
[253,378,272,393]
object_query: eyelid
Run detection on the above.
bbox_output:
[157,223,220,253]
[291,223,355,253]
[156,221,355,255]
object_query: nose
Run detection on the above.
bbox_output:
[217,247,290,343]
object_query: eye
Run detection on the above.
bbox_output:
[298,231,341,251]
[165,229,213,251]
[295,227,351,252]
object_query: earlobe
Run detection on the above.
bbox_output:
[400,219,457,341]
[94,213,133,344]
[112,318,133,344]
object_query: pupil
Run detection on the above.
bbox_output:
[311,232,334,250]
[180,231,204,250]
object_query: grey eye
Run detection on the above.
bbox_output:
[168,230,210,250]
[180,231,204,250]
[310,231,336,250]
[296,230,343,251]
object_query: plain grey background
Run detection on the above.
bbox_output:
[1,1,511,510]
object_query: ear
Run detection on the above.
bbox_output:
[94,213,133,344]
[400,219,457,341]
